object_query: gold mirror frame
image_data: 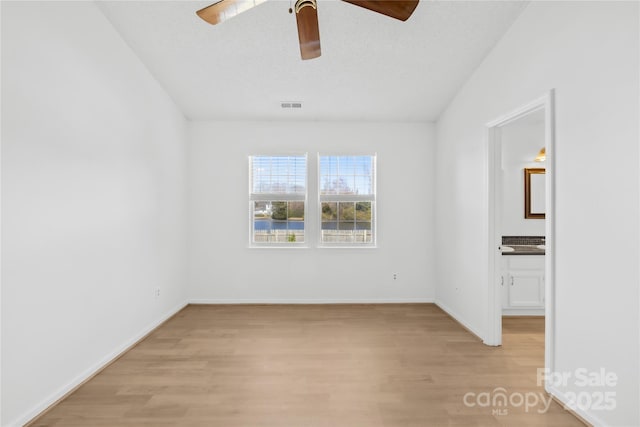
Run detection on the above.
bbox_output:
[524,168,545,219]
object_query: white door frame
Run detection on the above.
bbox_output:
[484,90,556,376]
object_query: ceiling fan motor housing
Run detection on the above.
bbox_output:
[295,0,317,13]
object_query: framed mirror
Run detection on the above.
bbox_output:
[524,168,545,219]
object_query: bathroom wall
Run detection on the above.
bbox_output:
[501,110,546,236]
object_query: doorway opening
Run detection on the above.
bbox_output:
[485,91,555,376]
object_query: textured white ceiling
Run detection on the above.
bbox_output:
[97,0,528,121]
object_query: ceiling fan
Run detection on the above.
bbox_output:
[196,0,419,60]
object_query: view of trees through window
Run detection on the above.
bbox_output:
[321,202,372,229]
[253,200,304,243]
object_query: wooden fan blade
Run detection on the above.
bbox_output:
[296,0,320,59]
[341,0,418,21]
[196,0,267,25]
[295,0,321,60]
[295,1,321,60]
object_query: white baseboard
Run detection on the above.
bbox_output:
[188,298,435,304]
[546,383,605,426]
[434,299,484,341]
[12,300,188,427]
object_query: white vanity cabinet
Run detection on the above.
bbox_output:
[501,255,545,315]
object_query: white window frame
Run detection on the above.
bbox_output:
[317,154,377,248]
[249,154,308,248]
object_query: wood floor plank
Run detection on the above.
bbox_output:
[29,304,586,426]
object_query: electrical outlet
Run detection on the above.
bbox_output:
[155,288,160,299]
[393,273,398,280]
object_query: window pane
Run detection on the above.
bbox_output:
[354,176,371,195]
[321,224,372,243]
[337,202,352,221]
[355,202,371,221]
[254,201,271,219]
[321,221,338,230]
[319,155,374,196]
[338,221,354,231]
[288,201,304,220]
[321,201,374,244]
[251,155,306,194]
[253,201,305,243]
[271,201,287,220]
[321,202,337,220]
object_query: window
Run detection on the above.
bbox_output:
[319,155,376,245]
[249,155,307,245]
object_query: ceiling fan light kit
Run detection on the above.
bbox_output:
[196,0,419,60]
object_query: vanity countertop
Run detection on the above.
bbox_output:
[501,245,545,256]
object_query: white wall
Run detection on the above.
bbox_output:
[188,121,435,303]
[501,116,545,236]
[1,3,188,426]
[435,2,638,426]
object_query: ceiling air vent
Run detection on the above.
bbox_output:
[281,102,302,109]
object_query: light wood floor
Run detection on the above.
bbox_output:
[30,304,585,426]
